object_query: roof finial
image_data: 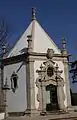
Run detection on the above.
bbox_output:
[61,37,68,55]
[61,37,66,50]
[32,7,36,20]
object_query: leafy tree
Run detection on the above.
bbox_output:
[70,60,77,83]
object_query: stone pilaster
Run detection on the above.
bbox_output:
[26,57,36,114]
[63,58,72,110]
[57,84,65,110]
[61,37,72,111]
[37,83,46,113]
[42,84,46,112]
[0,60,4,112]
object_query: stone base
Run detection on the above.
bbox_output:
[4,112,9,119]
[8,109,46,117]
[8,108,74,117]
[6,111,77,120]
[40,111,46,116]
[8,112,25,116]
[24,109,40,116]
[65,106,74,113]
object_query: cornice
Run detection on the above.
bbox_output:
[3,52,70,65]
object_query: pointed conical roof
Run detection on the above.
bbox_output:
[8,11,61,58]
[8,22,32,57]
[33,20,60,54]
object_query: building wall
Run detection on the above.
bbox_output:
[4,62,27,112]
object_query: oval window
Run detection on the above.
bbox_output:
[47,67,54,77]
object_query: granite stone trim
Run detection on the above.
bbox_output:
[3,51,70,65]
[63,59,72,109]
[26,57,36,114]
[36,59,65,112]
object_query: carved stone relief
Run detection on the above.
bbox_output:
[36,50,65,111]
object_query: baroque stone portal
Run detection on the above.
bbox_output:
[36,49,65,112]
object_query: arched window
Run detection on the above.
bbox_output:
[47,67,54,77]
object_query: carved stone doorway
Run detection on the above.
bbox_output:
[46,84,58,111]
[36,49,65,113]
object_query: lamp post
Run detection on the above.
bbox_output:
[2,78,10,120]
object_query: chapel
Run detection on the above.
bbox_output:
[0,8,72,115]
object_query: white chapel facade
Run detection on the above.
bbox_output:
[0,8,72,115]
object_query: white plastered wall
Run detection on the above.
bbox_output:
[4,62,27,112]
[34,59,68,109]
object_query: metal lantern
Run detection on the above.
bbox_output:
[10,71,18,93]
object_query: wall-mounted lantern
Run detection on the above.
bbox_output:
[10,71,18,93]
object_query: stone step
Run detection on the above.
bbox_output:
[6,112,77,120]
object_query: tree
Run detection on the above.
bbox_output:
[70,60,77,83]
[0,20,11,112]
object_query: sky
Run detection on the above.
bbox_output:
[0,0,77,92]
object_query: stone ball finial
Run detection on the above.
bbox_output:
[46,48,54,59]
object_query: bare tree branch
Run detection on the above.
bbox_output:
[0,20,11,54]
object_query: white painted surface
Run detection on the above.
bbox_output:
[8,22,32,57]
[4,62,27,112]
[8,20,61,58]
[33,21,60,54]
[0,113,4,120]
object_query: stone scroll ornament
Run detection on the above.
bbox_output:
[10,71,18,93]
